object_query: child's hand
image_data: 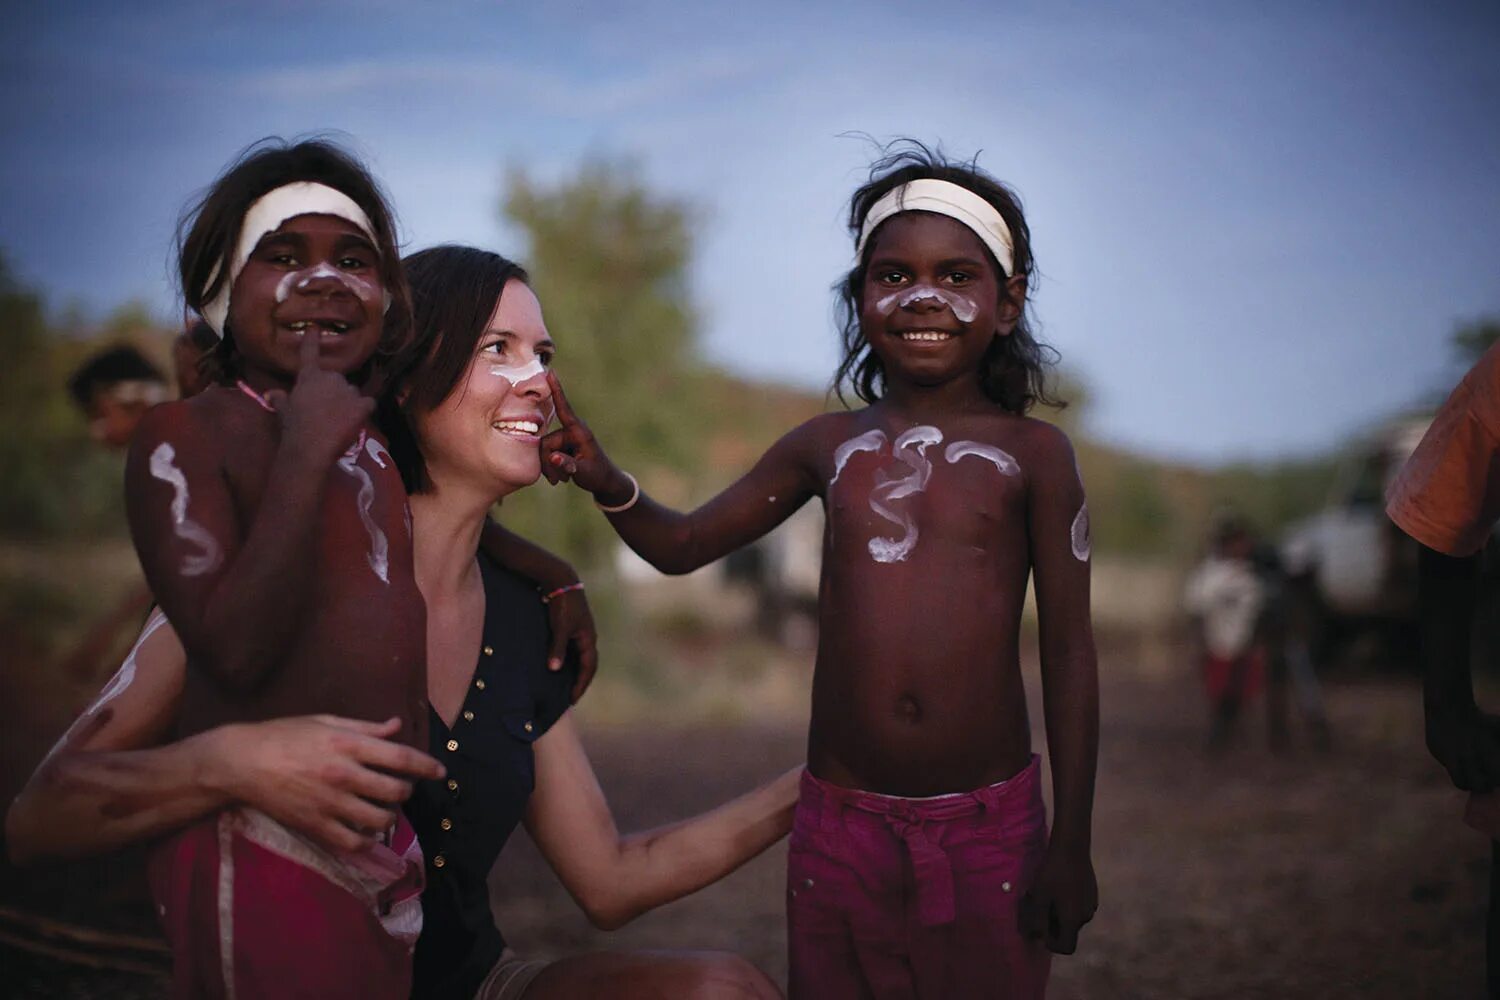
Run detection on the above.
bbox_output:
[539,372,633,503]
[543,586,600,704]
[265,330,374,465]
[1019,844,1098,955]
[214,714,444,854]
[1426,705,1500,793]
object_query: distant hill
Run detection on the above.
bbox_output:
[695,369,1341,561]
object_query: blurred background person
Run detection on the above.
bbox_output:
[1184,514,1266,750]
[66,344,168,450]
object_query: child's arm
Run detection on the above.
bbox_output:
[1417,544,1500,790]
[539,372,819,574]
[477,519,598,702]
[523,711,800,930]
[124,334,374,692]
[7,616,441,864]
[1018,425,1100,955]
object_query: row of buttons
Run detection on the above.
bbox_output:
[433,643,515,873]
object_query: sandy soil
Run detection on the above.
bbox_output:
[3,650,1491,998]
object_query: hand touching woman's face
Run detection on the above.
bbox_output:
[411,280,556,500]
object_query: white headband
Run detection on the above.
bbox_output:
[199,182,379,338]
[854,178,1015,278]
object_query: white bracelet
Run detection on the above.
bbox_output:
[595,471,640,514]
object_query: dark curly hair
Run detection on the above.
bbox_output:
[176,137,412,392]
[833,140,1062,414]
[378,245,531,494]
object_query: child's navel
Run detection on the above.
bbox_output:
[895,694,923,724]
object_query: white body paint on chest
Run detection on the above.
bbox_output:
[874,284,980,323]
[337,433,392,584]
[829,429,887,488]
[944,440,1020,477]
[866,425,943,564]
[149,443,222,577]
[488,357,546,386]
[41,609,171,765]
[831,428,1026,564]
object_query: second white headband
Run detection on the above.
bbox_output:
[199,182,379,338]
[854,178,1015,278]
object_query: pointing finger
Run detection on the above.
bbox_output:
[298,325,323,373]
[546,371,580,429]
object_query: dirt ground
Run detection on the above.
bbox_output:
[3,645,1492,998]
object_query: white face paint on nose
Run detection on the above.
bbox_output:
[488,357,546,387]
[274,262,391,313]
[874,284,979,324]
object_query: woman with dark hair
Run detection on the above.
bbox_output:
[8,243,795,999]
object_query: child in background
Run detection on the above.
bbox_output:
[125,140,427,999]
[1387,338,1500,995]
[68,344,170,449]
[1183,515,1267,750]
[542,143,1098,998]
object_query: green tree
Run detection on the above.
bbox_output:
[495,162,708,568]
[0,255,136,539]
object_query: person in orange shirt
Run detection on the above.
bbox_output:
[1387,337,1500,994]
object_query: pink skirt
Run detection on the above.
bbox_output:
[148,808,423,999]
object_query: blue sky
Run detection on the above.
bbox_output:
[4,1,1498,462]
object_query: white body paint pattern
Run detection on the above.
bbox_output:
[829,429,887,488]
[149,443,223,577]
[867,425,944,564]
[944,440,1021,478]
[40,609,170,766]
[874,284,979,323]
[273,261,384,306]
[1071,502,1092,562]
[337,433,391,584]
[831,428,1030,563]
[488,357,546,386]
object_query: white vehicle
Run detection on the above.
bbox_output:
[1279,417,1432,661]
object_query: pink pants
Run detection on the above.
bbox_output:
[148,808,423,999]
[787,757,1050,1000]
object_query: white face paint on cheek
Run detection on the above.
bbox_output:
[874,285,980,323]
[148,443,222,577]
[488,357,547,387]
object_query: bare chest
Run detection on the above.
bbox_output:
[823,424,1027,565]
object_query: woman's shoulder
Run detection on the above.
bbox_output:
[474,551,575,724]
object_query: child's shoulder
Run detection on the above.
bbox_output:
[969,410,1077,466]
[130,386,269,463]
[773,408,874,457]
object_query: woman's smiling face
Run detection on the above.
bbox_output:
[411,279,556,499]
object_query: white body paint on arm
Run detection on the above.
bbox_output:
[149,443,223,577]
[39,608,171,765]
[337,432,391,584]
[1071,502,1091,562]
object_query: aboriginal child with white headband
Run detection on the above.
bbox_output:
[123,140,431,998]
[541,143,1099,998]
